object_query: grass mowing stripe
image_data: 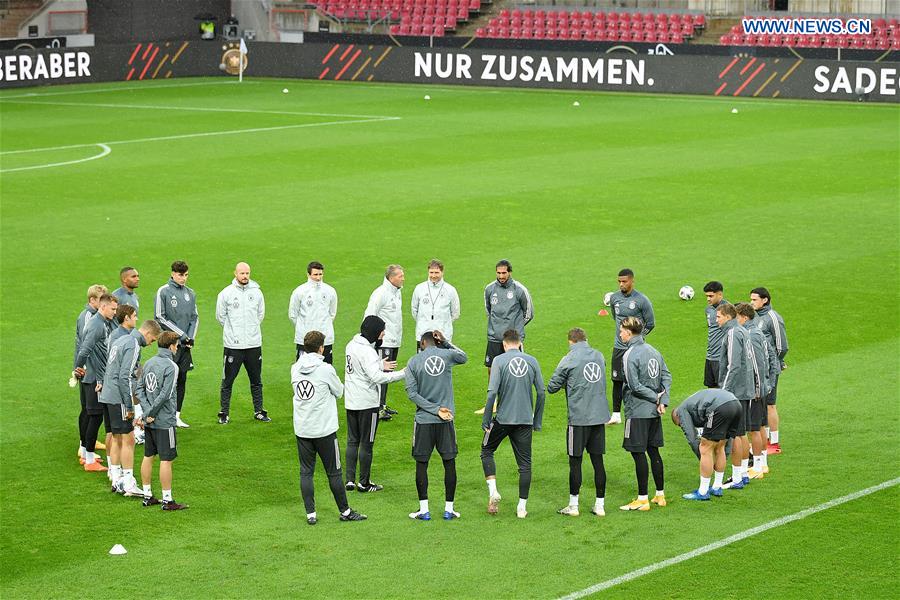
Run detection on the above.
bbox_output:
[559,477,900,599]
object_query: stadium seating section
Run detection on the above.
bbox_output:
[477,10,706,42]
[719,17,900,49]
[316,0,483,36]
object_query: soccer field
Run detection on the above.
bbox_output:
[1,78,898,598]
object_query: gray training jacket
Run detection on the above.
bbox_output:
[744,319,778,399]
[546,341,610,426]
[137,348,179,430]
[717,320,755,401]
[622,335,672,419]
[674,388,739,458]
[755,305,788,374]
[705,299,729,360]
[483,349,545,430]
[155,277,199,342]
[404,342,468,424]
[484,277,533,343]
[99,328,148,406]
[74,314,114,384]
[112,287,139,313]
[610,290,655,350]
[73,304,97,369]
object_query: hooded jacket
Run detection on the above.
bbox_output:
[546,340,610,426]
[100,328,147,406]
[289,278,338,345]
[410,278,460,342]
[74,304,97,369]
[717,319,755,401]
[404,341,467,424]
[292,351,344,438]
[365,278,403,348]
[344,317,406,410]
[755,305,788,373]
[137,348,178,430]
[216,278,265,349]
[74,314,113,384]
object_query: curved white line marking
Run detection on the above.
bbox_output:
[0,143,111,173]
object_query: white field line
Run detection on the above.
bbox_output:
[0,143,111,173]
[0,99,402,120]
[0,80,255,99]
[558,477,900,600]
[0,116,397,157]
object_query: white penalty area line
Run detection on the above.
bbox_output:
[0,143,110,173]
[558,477,900,600]
[0,79,255,100]
[0,98,401,121]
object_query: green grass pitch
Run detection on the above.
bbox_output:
[1,77,898,598]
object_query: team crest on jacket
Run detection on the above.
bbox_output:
[490,294,498,305]
[508,356,529,378]
[506,291,514,299]
[306,297,313,306]
[184,292,190,302]
[423,298,430,305]
[424,355,445,376]
[170,296,178,307]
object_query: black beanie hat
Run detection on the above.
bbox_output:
[360,315,386,344]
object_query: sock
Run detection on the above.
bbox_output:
[307,512,317,520]
[111,465,122,480]
[637,494,648,502]
[517,498,527,512]
[123,468,133,479]
[107,454,113,465]
[85,451,96,464]
[741,459,749,475]
[594,498,605,511]
[732,464,742,481]
[612,412,621,420]
[655,489,664,497]
[445,501,454,513]
[753,455,762,471]
[770,430,779,444]
[162,489,173,502]
[713,471,724,489]
[79,445,86,458]
[698,476,711,495]
[486,478,497,497]
[569,494,579,507]
[419,499,429,514]
[761,451,768,468]
[341,508,351,516]
[176,411,181,420]
[143,484,152,496]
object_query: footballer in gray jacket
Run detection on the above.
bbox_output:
[546,328,610,517]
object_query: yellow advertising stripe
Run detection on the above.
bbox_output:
[373,47,392,68]
[780,59,802,83]
[753,71,778,97]
[352,56,373,81]
[772,89,780,97]
[152,55,170,79]
[171,42,189,64]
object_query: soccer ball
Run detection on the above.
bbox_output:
[133,428,145,445]
[603,292,614,306]
[679,285,695,301]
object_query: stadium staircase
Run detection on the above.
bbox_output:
[694,17,740,44]
[0,0,44,39]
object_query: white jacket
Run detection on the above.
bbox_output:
[343,334,406,410]
[215,279,264,349]
[364,278,403,348]
[410,279,460,342]
[289,279,338,345]
[292,352,343,438]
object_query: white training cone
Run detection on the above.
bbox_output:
[109,544,127,555]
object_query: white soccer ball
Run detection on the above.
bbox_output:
[603,291,614,306]
[679,285,695,301]
[133,428,145,445]
[282,88,289,93]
